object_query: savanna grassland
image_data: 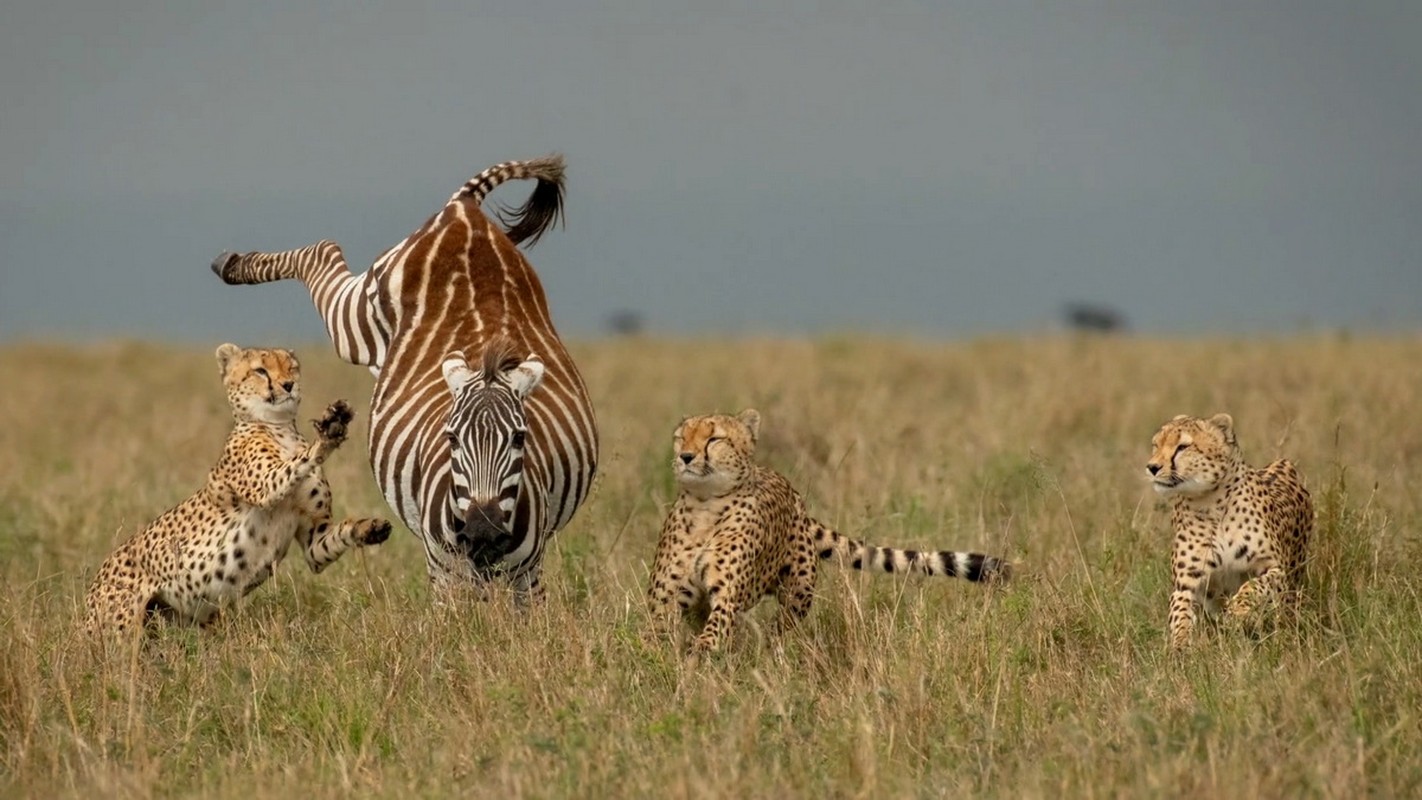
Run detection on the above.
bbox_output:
[1,334,1420,799]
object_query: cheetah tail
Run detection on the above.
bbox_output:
[449,155,566,248]
[812,522,1012,584]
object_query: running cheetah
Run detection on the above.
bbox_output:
[1146,413,1313,649]
[647,409,1011,655]
[84,343,392,637]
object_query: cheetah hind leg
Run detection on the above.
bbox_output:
[85,575,165,656]
[774,577,814,637]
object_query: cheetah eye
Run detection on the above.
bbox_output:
[253,367,268,378]
[707,436,724,445]
[1174,443,1189,454]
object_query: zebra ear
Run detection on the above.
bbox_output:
[441,353,475,395]
[508,357,545,400]
[737,409,762,442]
[216,343,242,374]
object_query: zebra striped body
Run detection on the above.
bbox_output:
[211,156,598,596]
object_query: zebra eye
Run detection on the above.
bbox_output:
[511,430,526,448]
[446,431,460,449]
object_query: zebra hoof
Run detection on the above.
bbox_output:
[210,251,240,281]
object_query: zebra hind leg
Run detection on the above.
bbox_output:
[211,249,298,285]
[210,240,345,286]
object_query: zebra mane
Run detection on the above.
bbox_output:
[479,337,527,382]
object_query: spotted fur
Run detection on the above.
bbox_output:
[1147,413,1313,649]
[83,344,392,638]
[647,409,1011,655]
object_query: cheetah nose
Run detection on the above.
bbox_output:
[679,453,694,465]
[281,380,295,392]
[1147,463,1161,475]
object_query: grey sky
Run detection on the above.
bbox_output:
[2,1,1418,342]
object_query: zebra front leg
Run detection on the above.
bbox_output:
[211,241,386,368]
[510,565,546,607]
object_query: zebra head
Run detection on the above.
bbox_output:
[439,346,545,569]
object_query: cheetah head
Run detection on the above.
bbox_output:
[216,343,302,424]
[439,342,544,568]
[672,409,760,500]
[1146,413,1242,496]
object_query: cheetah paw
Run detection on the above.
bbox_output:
[312,400,354,446]
[360,519,393,546]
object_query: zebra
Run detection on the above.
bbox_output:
[209,155,598,600]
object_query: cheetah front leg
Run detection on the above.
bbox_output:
[1168,537,1217,650]
[297,516,393,574]
[690,586,748,656]
[295,477,391,574]
[1225,563,1290,626]
[228,401,353,509]
[646,511,701,642]
[689,533,764,655]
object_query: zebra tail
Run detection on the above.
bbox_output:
[451,155,567,248]
[814,522,1012,583]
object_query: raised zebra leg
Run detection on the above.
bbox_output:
[211,240,388,369]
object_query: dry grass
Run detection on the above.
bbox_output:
[1,334,1419,798]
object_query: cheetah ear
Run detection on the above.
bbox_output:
[1171,414,1190,423]
[1209,413,1236,444]
[507,356,545,400]
[441,353,475,395]
[215,343,242,374]
[737,409,762,442]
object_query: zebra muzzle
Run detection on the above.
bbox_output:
[456,503,516,568]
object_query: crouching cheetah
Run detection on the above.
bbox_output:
[84,343,392,637]
[1147,413,1313,649]
[647,409,1011,655]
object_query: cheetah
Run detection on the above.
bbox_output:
[647,409,1011,655]
[1146,413,1313,649]
[84,343,392,637]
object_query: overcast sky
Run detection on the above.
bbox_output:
[2,1,1418,342]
